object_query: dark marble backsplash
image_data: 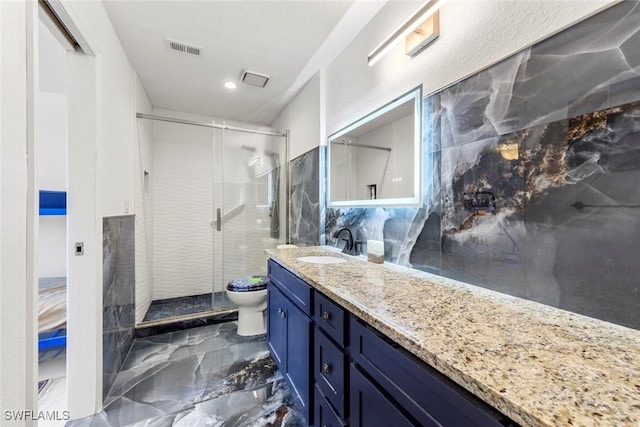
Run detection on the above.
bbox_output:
[103,215,135,399]
[323,1,640,330]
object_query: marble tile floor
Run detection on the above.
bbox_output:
[142,292,235,323]
[68,322,305,427]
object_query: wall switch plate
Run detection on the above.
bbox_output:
[75,242,84,256]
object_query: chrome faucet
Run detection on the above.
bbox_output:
[333,228,362,256]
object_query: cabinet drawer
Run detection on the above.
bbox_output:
[315,384,346,427]
[350,318,510,427]
[315,327,346,417]
[350,364,415,427]
[268,259,312,316]
[314,292,346,346]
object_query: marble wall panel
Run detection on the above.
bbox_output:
[290,148,320,246]
[103,215,135,399]
[324,1,640,330]
[437,1,640,150]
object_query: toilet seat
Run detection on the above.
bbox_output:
[226,275,268,292]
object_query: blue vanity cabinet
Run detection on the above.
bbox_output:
[313,292,348,425]
[268,260,514,427]
[350,364,416,427]
[350,318,514,427]
[267,260,313,423]
[313,292,348,424]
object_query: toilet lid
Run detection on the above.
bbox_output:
[226,275,268,292]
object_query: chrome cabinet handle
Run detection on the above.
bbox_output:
[321,311,330,321]
[322,362,332,374]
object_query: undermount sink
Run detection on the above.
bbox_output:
[296,256,347,264]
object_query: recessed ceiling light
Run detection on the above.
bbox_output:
[224,81,236,89]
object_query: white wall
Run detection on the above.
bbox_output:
[390,114,414,198]
[38,216,67,278]
[330,142,349,201]
[37,20,68,277]
[354,126,393,200]
[59,1,136,218]
[271,73,322,160]
[37,93,67,190]
[66,50,100,419]
[326,0,617,135]
[57,0,142,418]
[134,76,153,323]
[0,0,34,421]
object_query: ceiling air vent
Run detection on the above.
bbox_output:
[166,38,202,57]
[241,69,270,88]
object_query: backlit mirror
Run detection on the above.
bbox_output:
[327,86,422,208]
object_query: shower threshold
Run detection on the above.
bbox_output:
[137,292,237,329]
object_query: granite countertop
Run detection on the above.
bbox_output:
[265,246,640,427]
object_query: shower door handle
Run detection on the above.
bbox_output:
[216,208,222,231]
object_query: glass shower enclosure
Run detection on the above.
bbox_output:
[136,114,287,324]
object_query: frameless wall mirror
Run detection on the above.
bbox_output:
[328,86,422,208]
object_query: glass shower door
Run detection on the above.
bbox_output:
[212,128,287,309]
[142,119,216,322]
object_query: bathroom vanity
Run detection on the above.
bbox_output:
[268,257,510,426]
[266,246,640,427]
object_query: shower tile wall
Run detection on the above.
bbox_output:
[290,147,320,246]
[325,1,640,330]
[103,215,135,399]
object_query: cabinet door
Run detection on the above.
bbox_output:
[267,286,287,369]
[350,365,416,427]
[315,384,346,427]
[284,296,312,423]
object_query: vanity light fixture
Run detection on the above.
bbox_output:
[405,10,439,57]
[367,0,447,66]
[224,81,237,89]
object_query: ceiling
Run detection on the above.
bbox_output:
[102,0,379,126]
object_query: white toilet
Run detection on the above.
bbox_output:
[226,276,268,336]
